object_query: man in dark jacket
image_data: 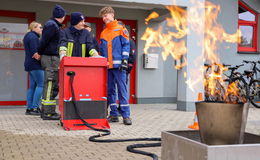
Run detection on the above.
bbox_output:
[38,4,66,120]
[126,38,136,84]
[59,12,98,58]
[117,21,137,84]
[84,22,100,53]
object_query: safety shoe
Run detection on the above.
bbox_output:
[25,108,41,116]
[25,109,31,115]
[108,116,119,123]
[42,113,60,120]
[123,117,132,125]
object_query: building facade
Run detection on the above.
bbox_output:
[0,0,259,111]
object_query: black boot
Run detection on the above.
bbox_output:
[25,109,32,115]
[42,113,60,120]
[29,108,41,115]
[40,107,45,118]
[25,108,41,115]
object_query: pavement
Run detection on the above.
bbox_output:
[1,104,260,160]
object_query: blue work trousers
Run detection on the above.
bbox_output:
[26,70,44,109]
[108,69,130,118]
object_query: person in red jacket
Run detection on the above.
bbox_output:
[99,6,132,125]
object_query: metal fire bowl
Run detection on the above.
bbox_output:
[196,102,249,145]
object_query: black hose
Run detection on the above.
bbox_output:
[67,72,161,160]
[127,143,161,160]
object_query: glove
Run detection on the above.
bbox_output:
[59,46,67,60]
[127,63,133,73]
[120,59,128,71]
[89,49,99,57]
[59,50,67,60]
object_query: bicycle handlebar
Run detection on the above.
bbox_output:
[243,60,256,64]
[227,64,244,70]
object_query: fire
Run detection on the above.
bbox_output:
[141,5,187,62]
[141,1,241,103]
[224,81,247,103]
[145,11,159,24]
[203,1,241,63]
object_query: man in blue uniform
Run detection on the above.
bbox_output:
[59,12,98,58]
[99,6,132,125]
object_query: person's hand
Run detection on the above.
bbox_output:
[120,59,128,71]
[32,53,41,60]
[92,52,99,57]
[59,50,67,60]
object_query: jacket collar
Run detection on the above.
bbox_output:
[69,26,82,34]
[106,20,118,29]
[31,31,40,38]
[51,18,62,27]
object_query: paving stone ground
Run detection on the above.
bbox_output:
[1,104,260,160]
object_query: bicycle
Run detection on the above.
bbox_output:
[242,60,260,108]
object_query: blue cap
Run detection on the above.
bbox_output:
[52,4,66,18]
[70,12,84,26]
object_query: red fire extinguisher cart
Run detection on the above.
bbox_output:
[59,57,110,130]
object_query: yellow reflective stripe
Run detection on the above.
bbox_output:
[82,44,86,57]
[59,46,67,51]
[67,43,71,56]
[67,42,73,57]
[41,100,56,105]
[46,81,52,100]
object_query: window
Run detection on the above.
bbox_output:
[238,1,258,52]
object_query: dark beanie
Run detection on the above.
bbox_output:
[52,4,66,18]
[70,12,84,26]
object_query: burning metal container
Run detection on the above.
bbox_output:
[196,102,249,145]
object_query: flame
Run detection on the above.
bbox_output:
[202,2,241,102]
[145,11,159,24]
[203,2,241,63]
[141,1,241,103]
[204,64,228,99]
[224,82,244,103]
[141,5,187,63]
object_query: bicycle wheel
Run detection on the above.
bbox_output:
[249,79,260,108]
